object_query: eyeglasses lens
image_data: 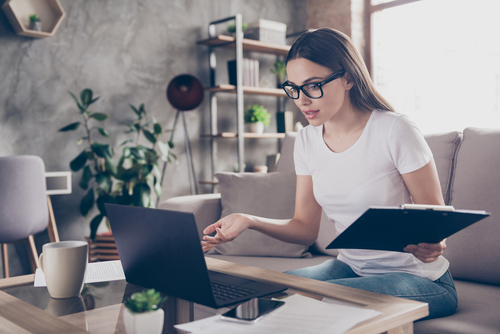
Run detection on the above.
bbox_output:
[303,84,322,98]
[283,84,322,99]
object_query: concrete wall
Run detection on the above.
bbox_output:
[0,0,307,276]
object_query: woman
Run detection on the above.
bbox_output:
[201,28,457,319]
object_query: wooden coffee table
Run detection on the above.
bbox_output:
[0,257,427,333]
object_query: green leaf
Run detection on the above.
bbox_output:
[154,122,162,135]
[116,192,133,206]
[97,127,109,137]
[140,164,153,178]
[68,91,86,112]
[70,150,88,172]
[154,176,162,199]
[152,163,161,178]
[157,141,169,161]
[121,138,135,146]
[96,173,112,192]
[89,113,108,121]
[59,122,81,132]
[105,159,118,177]
[89,214,104,241]
[168,141,174,149]
[129,104,141,117]
[143,130,156,144]
[96,194,115,214]
[125,122,138,133]
[132,183,151,207]
[80,189,95,216]
[89,96,100,105]
[80,89,93,107]
[129,147,145,160]
[121,147,131,158]
[139,103,145,115]
[79,166,92,190]
[119,169,138,182]
[92,143,113,159]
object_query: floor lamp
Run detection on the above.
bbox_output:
[162,74,204,196]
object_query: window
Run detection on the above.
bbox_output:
[370,0,500,133]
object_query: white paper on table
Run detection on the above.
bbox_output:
[174,294,381,334]
[34,260,125,287]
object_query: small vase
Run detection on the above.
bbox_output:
[123,307,164,334]
[248,121,264,134]
[29,21,42,31]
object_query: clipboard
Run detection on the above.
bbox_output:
[326,204,490,252]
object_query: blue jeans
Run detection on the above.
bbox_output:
[285,259,457,320]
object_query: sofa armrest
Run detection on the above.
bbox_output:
[158,193,222,240]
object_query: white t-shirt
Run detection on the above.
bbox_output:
[294,110,449,281]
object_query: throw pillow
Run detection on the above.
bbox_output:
[209,172,311,257]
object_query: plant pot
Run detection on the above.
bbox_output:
[123,307,164,334]
[29,21,42,31]
[248,121,264,134]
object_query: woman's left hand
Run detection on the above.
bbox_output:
[404,239,447,263]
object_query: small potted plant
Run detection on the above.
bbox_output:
[123,289,167,334]
[244,104,271,134]
[226,22,248,36]
[29,14,42,31]
[271,61,287,87]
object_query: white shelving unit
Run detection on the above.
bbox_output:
[197,14,291,187]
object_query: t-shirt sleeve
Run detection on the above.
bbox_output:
[389,114,433,174]
[293,128,311,175]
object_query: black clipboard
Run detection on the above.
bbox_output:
[326,205,490,252]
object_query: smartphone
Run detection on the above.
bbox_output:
[220,298,285,323]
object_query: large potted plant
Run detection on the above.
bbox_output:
[59,88,176,241]
[244,104,271,134]
[123,289,167,334]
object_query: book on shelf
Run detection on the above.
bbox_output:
[277,111,294,133]
[227,58,260,87]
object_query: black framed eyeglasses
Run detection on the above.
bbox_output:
[281,70,346,99]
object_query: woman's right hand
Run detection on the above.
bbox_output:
[201,213,253,252]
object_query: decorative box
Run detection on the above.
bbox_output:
[245,19,287,45]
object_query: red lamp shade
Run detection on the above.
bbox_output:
[166,74,204,111]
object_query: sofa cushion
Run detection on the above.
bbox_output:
[275,132,297,173]
[445,127,500,285]
[414,279,500,334]
[424,131,462,205]
[210,172,311,257]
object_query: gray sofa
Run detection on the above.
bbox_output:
[159,127,500,333]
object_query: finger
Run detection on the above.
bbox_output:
[203,223,219,234]
[203,235,223,244]
[215,227,230,242]
[417,242,446,251]
[414,246,443,258]
[404,245,437,257]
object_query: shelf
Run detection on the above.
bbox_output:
[206,84,287,97]
[199,180,219,185]
[2,0,65,38]
[202,132,286,139]
[197,35,290,57]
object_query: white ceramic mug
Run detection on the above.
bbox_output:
[39,241,88,299]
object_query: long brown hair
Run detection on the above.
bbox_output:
[286,28,394,112]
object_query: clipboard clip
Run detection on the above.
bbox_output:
[400,204,455,212]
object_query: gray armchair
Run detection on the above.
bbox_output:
[0,155,59,278]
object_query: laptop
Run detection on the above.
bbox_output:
[105,204,287,309]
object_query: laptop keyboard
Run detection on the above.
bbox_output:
[211,282,257,301]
